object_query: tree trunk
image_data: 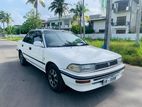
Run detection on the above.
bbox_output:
[2,22,5,37]
[59,15,61,30]
[35,0,38,18]
[82,0,86,38]
[79,15,82,35]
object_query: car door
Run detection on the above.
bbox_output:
[30,31,45,71]
[22,31,34,61]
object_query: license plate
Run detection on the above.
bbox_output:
[103,76,116,85]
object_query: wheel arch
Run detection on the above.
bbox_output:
[45,61,59,73]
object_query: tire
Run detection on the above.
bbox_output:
[46,64,66,92]
[19,51,27,66]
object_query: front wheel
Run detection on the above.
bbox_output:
[47,64,66,92]
[19,51,27,66]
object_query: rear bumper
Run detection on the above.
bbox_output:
[60,64,125,92]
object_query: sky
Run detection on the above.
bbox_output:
[0,0,104,25]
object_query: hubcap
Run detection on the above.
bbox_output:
[48,69,58,88]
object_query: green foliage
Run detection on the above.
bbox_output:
[85,39,142,67]
[48,0,68,17]
[71,25,94,34]
[0,11,13,28]
[26,0,45,8]
[5,26,15,34]
[21,10,43,33]
[71,25,82,34]
[70,2,89,26]
[85,26,94,34]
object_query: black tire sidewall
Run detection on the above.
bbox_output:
[46,64,65,92]
[19,52,27,65]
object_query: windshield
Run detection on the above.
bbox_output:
[44,31,88,47]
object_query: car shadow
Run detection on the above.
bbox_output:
[0,59,116,107]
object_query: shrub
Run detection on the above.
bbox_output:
[85,26,94,34]
[71,25,82,34]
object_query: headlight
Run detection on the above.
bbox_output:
[67,64,80,72]
[67,64,95,73]
[117,57,122,64]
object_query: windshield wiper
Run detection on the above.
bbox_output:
[62,43,88,47]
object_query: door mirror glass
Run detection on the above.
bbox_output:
[33,41,44,48]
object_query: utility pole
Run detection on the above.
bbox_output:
[104,0,112,50]
[136,0,142,46]
[82,0,86,38]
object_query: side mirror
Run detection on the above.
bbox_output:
[33,41,44,48]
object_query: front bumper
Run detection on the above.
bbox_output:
[60,64,125,92]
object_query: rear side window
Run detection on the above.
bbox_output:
[23,31,35,44]
[33,31,43,42]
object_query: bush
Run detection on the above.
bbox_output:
[85,26,94,34]
[71,25,95,34]
[71,25,82,34]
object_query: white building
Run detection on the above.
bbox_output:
[89,14,106,33]
[44,0,139,34]
[111,0,139,34]
[45,15,73,30]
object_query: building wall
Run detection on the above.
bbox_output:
[93,20,106,33]
[46,16,72,30]
[77,33,142,40]
[111,0,138,34]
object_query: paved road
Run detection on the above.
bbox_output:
[0,40,142,107]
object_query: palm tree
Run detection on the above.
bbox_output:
[0,11,6,29]
[48,0,68,30]
[70,2,88,34]
[5,13,13,27]
[26,0,45,17]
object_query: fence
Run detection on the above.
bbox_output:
[5,33,142,41]
[78,33,142,40]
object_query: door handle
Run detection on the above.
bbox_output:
[29,47,32,50]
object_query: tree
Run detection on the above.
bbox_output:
[21,9,43,33]
[0,11,13,28]
[48,0,68,30]
[26,0,45,17]
[0,11,6,29]
[5,13,13,27]
[70,1,88,35]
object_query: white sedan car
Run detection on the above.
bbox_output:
[17,29,125,92]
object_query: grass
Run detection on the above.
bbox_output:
[1,36,23,41]
[85,38,142,67]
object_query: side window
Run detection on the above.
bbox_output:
[23,32,34,44]
[33,31,43,43]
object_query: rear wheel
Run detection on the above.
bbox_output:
[19,51,27,66]
[46,64,66,92]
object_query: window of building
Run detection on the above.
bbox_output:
[99,29,105,33]
[115,0,129,12]
[117,16,126,26]
[116,30,126,34]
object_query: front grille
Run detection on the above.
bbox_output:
[95,60,118,71]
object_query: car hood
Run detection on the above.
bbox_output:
[47,46,121,64]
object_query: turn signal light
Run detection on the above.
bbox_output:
[75,80,91,84]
